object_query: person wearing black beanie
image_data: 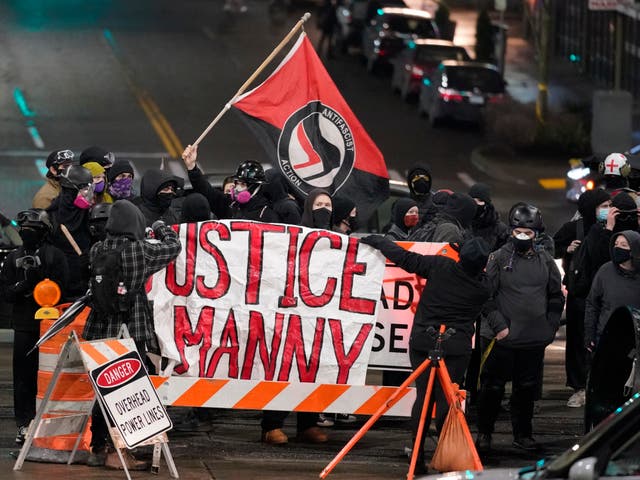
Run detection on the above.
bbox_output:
[409,192,477,244]
[469,183,509,251]
[180,193,214,223]
[360,233,490,474]
[107,160,135,201]
[385,198,418,241]
[552,188,612,408]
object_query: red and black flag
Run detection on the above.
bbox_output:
[231,33,389,222]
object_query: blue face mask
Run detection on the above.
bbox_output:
[597,208,609,222]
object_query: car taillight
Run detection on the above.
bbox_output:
[488,94,504,103]
[438,88,463,102]
[586,180,595,190]
[410,66,424,78]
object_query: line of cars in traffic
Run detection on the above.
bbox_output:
[336,1,508,127]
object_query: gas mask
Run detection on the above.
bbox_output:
[231,184,252,204]
[512,232,534,253]
[73,185,94,209]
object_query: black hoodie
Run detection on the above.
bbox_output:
[385,197,417,241]
[262,169,302,225]
[301,188,333,228]
[136,169,184,227]
[407,163,438,224]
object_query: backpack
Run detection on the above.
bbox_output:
[90,242,131,315]
[407,221,438,242]
[563,218,592,297]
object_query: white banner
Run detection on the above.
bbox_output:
[149,220,386,385]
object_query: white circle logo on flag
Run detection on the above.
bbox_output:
[278,101,355,196]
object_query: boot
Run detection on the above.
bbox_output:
[298,426,328,443]
[261,428,288,445]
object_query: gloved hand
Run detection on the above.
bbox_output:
[12,280,30,295]
[359,235,385,248]
[151,220,167,239]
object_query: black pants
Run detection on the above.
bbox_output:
[477,340,545,439]
[261,410,317,434]
[565,294,588,390]
[409,349,470,464]
[13,329,39,428]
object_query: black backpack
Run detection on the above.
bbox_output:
[563,218,592,297]
[90,242,131,315]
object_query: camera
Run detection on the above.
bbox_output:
[15,255,41,270]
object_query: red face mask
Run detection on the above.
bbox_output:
[404,213,419,228]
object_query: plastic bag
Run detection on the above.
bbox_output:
[430,402,482,472]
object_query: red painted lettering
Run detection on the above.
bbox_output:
[205,309,240,378]
[328,318,373,384]
[299,231,341,307]
[278,315,324,382]
[240,311,284,380]
[340,238,377,315]
[196,221,231,299]
[173,305,213,375]
[166,223,197,296]
[279,226,301,308]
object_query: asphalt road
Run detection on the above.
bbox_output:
[0,0,574,232]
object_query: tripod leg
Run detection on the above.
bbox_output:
[408,363,437,480]
[320,359,433,479]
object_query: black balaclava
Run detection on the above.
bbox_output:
[301,188,332,229]
[140,169,184,212]
[19,227,47,252]
[407,163,432,201]
[181,193,213,223]
[459,237,490,277]
[332,196,357,232]
[578,189,611,232]
[612,192,638,233]
[441,193,478,229]
[105,200,146,241]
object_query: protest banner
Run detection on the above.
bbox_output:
[149,220,386,386]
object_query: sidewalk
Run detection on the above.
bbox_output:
[0,330,584,480]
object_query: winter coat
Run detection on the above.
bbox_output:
[584,230,640,347]
[0,243,69,333]
[83,201,181,345]
[32,177,61,210]
[136,169,184,227]
[366,236,490,355]
[481,240,565,348]
[230,188,280,223]
[187,166,231,220]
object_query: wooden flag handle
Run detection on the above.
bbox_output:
[192,12,312,147]
[60,224,83,256]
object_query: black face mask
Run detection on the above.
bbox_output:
[156,192,176,209]
[347,216,358,232]
[612,247,632,265]
[474,204,487,219]
[412,178,431,196]
[513,236,533,253]
[19,228,45,251]
[312,208,332,230]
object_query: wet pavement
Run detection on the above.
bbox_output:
[0,328,584,479]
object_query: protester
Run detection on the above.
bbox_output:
[47,165,94,298]
[469,183,509,251]
[32,149,75,209]
[180,193,213,223]
[82,161,112,204]
[84,200,181,469]
[0,209,69,445]
[384,198,419,241]
[332,196,357,234]
[599,152,631,193]
[476,203,564,453]
[361,234,491,474]
[136,169,184,227]
[107,159,136,201]
[229,160,280,222]
[181,145,231,219]
[79,146,115,172]
[553,189,611,408]
[584,230,640,352]
[88,203,113,245]
[261,189,332,445]
[406,164,437,224]
[409,192,477,244]
[263,168,302,225]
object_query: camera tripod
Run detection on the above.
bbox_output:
[320,325,481,480]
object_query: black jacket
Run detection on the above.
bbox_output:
[136,169,183,227]
[187,166,231,219]
[231,189,280,223]
[367,237,490,355]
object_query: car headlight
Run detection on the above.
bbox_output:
[567,167,591,180]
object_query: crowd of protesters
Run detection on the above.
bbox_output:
[2,145,640,473]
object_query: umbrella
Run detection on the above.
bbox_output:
[28,291,91,356]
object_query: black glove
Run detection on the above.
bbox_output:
[12,280,30,295]
[151,220,167,239]
[359,235,385,248]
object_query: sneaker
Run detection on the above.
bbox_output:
[513,436,539,451]
[567,389,586,408]
[335,413,357,424]
[261,428,288,445]
[317,414,335,427]
[298,426,328,444]
[105,447,149,471]
[15,425,27,445]
[475,433,492,453]
[87,446,108,467]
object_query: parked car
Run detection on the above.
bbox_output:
[418,390,640,480]
[390,39,470,102]
[361,7,440,74]
[418,60,507,127]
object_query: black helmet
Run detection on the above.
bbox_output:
[508,202,544,230]
[59,165,93,191]
[235,160,266,184]
[80,146,115,169]
[89,203,113,222]
[46,149,75,168]
[15,209,53,233]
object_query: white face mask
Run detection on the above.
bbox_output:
[515,232,531,241]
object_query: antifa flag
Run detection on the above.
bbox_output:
[231,33,389,222]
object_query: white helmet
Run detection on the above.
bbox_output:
[599,153,631,177]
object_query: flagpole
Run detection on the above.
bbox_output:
[192,12,312,147]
